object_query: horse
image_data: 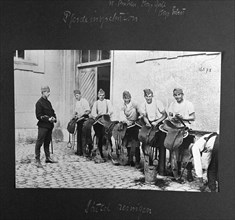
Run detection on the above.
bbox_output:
[207,134,219,192]
[159,117,192,181]
[90,114,121,163]
[188,132,219,191]
[138,118,166,176]
[112,121,141,167]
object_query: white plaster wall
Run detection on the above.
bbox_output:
[14,50,76,142]
[112,50,221,132]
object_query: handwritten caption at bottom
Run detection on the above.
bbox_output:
[85,199,151,215]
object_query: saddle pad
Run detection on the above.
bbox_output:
[164,129,185,150]
[159,124,188,139]
[163,119,185,130]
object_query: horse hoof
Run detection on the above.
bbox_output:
[111,159,119,165]
[153,159,158,166]
[172,178,184,184]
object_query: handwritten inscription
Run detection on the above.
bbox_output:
[62,0,187,28]
[63,10,138,28]
[172,6,186,16]
[85,200,111,213]
[141,0,166,12]
[118,203,151,214]
[85,200,151,215]
[117,0,137,8]
[199,67,212,73]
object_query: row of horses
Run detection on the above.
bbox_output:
[69,114,219,190]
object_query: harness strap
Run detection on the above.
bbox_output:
[201,132,218,154]
[204,132,218,142]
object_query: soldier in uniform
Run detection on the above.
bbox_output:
[73,90,91,156]
[34,86,57,168]
[119,91,141,168]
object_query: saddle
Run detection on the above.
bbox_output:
[138,125,159,146]
[160,119,188,151]
[95,114,119,139]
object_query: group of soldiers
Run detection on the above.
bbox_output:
[34,85,219,192]
[71,87,195,179]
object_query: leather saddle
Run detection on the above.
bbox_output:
[138,125,159,146]
[94,114,119,139]
[160,119,188,151]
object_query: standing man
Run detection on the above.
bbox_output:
[73,90,91,156]
[119,91,141,168]
[91,89,113,158]
[168,88,195,181]
[140,89,167,175]
[35,86,57,168]
[190,132,218,191]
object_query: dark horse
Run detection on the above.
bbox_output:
[138,118,166,176]
[207,134,219,192]
[159,117,193,181]
[91,114,119,163]
[112,122,141,167]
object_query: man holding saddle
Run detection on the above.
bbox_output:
[73,90,91,157]
[90,89,114,160]
[139,89,167,175]
[167,88,195,181]
[118,91,142,168]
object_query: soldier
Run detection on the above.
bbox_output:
[119,91,141,168]
[35,86,57,168]
[191,132,219,191]
[168,88,195,181]
[140,89,167,175]
[91,89,113,159]
[73,90,91,156]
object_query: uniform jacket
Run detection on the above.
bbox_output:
[35,96,57,129]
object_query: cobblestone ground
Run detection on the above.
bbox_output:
[15,141,212,192]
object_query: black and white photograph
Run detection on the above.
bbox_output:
[1,0,235,219]
[15,50,221,192]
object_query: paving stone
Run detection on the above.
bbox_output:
[15,141,215,191]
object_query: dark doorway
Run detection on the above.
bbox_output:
[97,65,110,99]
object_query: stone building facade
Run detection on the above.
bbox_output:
[14,50,221,142]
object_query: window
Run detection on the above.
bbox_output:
[79,50,110,64]
[101,50,110,60]
[14,50,25,59]
[82,50,89,63]
[90,50,98,62]
[14,50,45,73]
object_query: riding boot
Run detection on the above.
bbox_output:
[186,162,194,182]
[88,144,93,157]
[177,161,182,176]
[35,159,43,168]
[135,147,141,169]
[126,147,134,166]
[195,177,205,191]
[45,157,57,163]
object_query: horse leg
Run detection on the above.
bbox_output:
[135,141,141,168]
[171,149,180,180]
[157,132,166,175]
[148,146,154,166]
[119,138,128,166]
[144,154,150,173]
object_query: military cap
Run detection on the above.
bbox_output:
[143,89,153,96]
